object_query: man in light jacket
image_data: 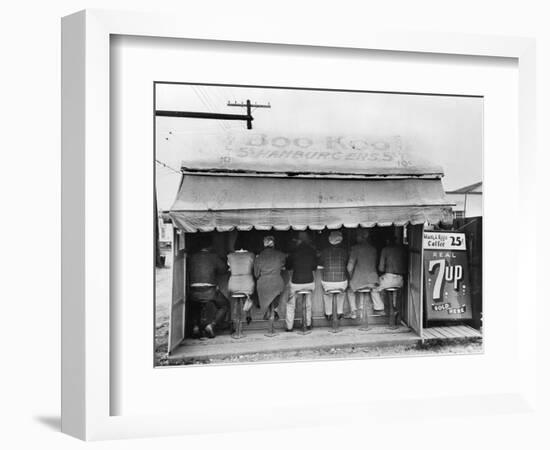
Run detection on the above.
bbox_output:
[346,230,384,318]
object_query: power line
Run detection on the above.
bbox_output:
[156,165,178,176]
[198,86,218,114]
[192,86,228,132]
[155,159,180,174]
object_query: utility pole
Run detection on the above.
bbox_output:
[155,99,271,130]
[227,100,271,129]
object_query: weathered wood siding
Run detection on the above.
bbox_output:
[168,230,186,353]
[407,224,424,336]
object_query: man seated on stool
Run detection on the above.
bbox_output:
[188,238,229,339]
[285,231,317,332]
[346,229,384,318]
[319,231,348,321]
[375,234,408,311]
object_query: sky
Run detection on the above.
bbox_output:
[155,84,483,210]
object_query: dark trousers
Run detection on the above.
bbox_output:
[189,287,229,329]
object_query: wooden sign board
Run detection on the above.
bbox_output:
[161,131,444,177]
[423,231,473,321]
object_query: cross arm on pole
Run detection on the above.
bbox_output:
[155,110,253,123]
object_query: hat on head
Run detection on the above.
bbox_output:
[297,231,310,242]
[357,228,369,242]
[328,230,343,245]
[263,235,275,248]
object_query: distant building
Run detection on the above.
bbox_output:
[446,181,482,219]
[158,211,173,245]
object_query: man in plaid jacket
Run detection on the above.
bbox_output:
[319,231,349,320]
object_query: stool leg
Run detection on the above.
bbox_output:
[299,293,311,335]
[389,291,398,329]
[395,290,401,327]
[232,298,244,339]
[199,303,208,340]
[388,291,394,327]
[359,293,370,331]
[302,294,307,333]
[329,293,342,333]
[265,304,277,337]
[238,298,243,337]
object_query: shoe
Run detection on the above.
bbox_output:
[306,326,313,331]
[326,314,333,321]
[350,311,357,319]
[274,310,280,321]
[204,324,215,339]
[286,328,293,332]
[191,325,201,339]
[337,314,344,320]
[246,315,252,325]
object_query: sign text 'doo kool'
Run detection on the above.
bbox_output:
[228,134,411,165]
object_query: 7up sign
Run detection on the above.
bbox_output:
[423,231,472,321]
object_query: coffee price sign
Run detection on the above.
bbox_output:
[423,231,472,321]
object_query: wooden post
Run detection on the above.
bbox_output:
[246,99,252,129]
[168,230,186,353]
[154,186,162,268]
[419,223,425,339]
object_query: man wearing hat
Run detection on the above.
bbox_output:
[253,235,287,320]
[319,230,348,321]
[347,229,384,318]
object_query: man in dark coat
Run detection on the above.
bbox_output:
[188,239,229,338]
[253,235,287,320]
[285,231,317,331]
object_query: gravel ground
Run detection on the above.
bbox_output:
[155,250,172,361]
[155,255,482,366]
[158,340,482,366]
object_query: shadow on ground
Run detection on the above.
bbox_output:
[34,415,61,431]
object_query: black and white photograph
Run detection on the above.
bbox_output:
[5,0,547,446]
[154,83,483,366]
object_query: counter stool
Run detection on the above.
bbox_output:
[231,292,247,339]
[296,289,312,335]
[197,301,211,341]
[356,288,372,331]
[327,289,344,334]
[385,287,401,329]
[265,304,278,338]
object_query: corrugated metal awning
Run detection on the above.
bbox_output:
[169,175,453,232]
